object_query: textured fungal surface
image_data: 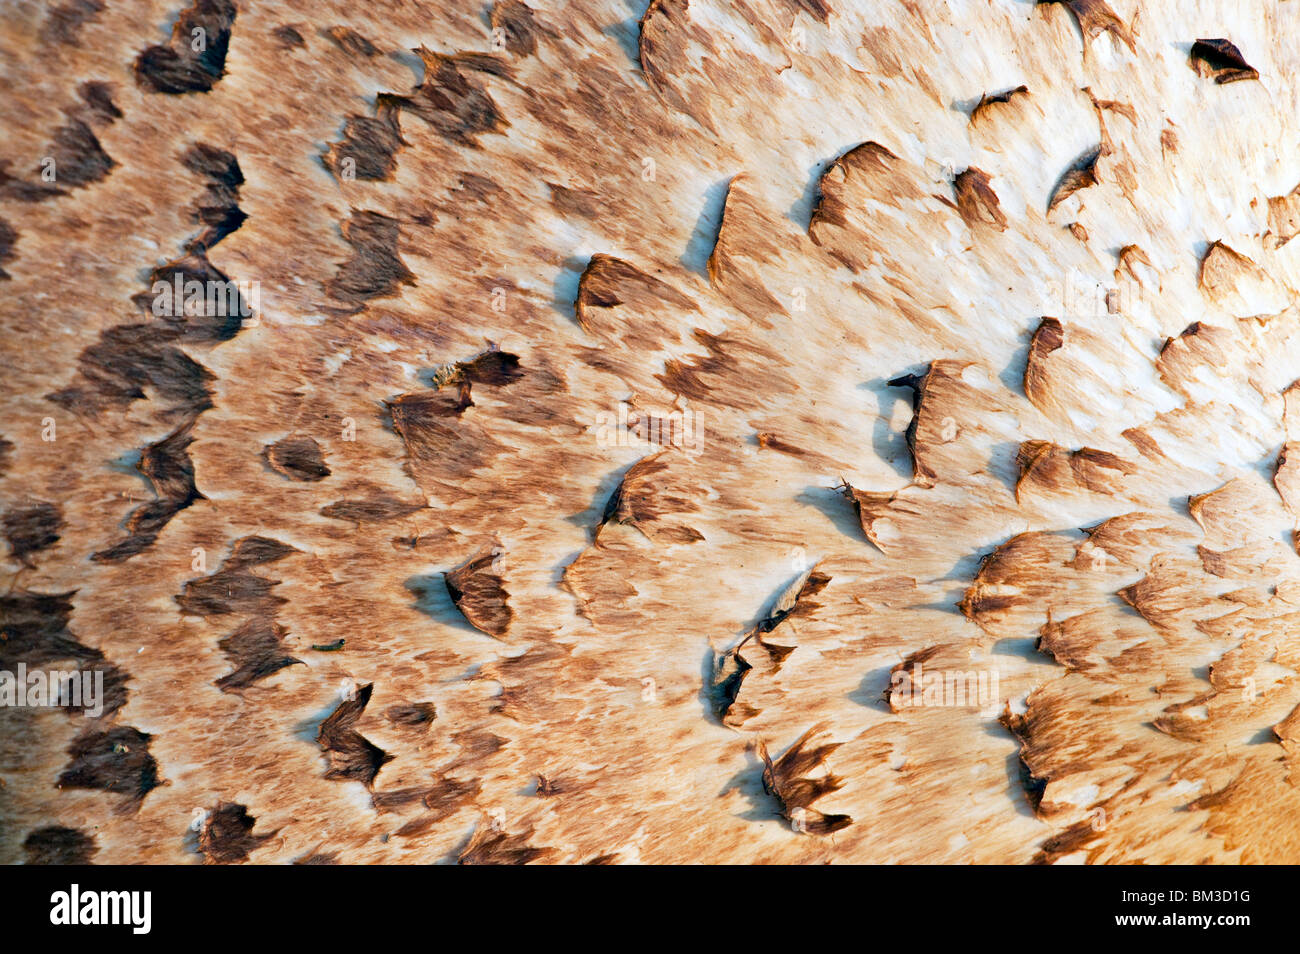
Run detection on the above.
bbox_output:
[3,0,1300,866]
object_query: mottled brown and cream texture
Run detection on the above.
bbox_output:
[2,0,1300,864]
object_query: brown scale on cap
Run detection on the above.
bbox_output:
[134,0,236,94]
[1047,146,1101,215]
[325,26,378,58]
[198,802,278,864]
[458,825,552,864]
[595,453,703,545]
[264,434,331,482]
[444,547,512,638]
[490,1,551,58]
[317,683,393,787]
[970,85,1030,125]
[23,826,97,865]
[1038,0,1136,54]
[758,725,852,835]
[574,253,695,334]
[41,0,105,46]
[954,167,1007,231]
[712,565,830,726]
[391,49,512,146]
[2,501,63,567]
[1190,38,1258,84]
[326,209,416,310]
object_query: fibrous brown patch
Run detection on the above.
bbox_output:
[134,0,236,94]
[755,432,810,458]
[264,435,331,482]
[1048,146,1101,214]
[808,141,952,272]
[215,618,302,692]
[1024,317,1064,410]
[491,1,548,57]
[0,218,16,279]
[375,776,479,827]
[386,388,498,487]
[58,726,160,812]
[47,325,215,417]
[40,0,105,45]
[317,683,393,787]
[656,328,772,408]
[959,532,1069,628]
[44,136,247,420]
[199,801,278,864]
[884,645,944,711]
[970,85,1029,125]
[1194,241,1280,316]
[597,454,702,545]
[180,143,246,253]
[272,24,305,48]
[93,422,205,563]
[758,725,852,834]
[1031,820,1101,864]
[547,182,601,218]
[954,167,1007,231]
[0,163,63,202]
[784,0,831,24]
[325,25,377,57]
[5,603,67,666]
[23,826,97,865]
[385,702,436,727]
[1039,0,1135,53]
[713,566,830,725]
[1266,182,1300,250]
[1190,38,1258,84]
[444,548,512,638]
[574,253,695,333]
[45,120,115,188]
[326,99,406,182]
[132,253,251,340]
[0,87,120,200]
[837,483,904,552]
[1156,321,1232,397]
[1015,441,1135,500]
[320,494,425,524]
[326,210,415,309]
[76,81,122,125]
[1116,243,1154,282]
[998,703,1050,813]
[885,366,948,487]
[706,178,788,322]
[1117,554,1203,631]
[638,0,695,112]
[176,535,298,618]
[392,49,511,146]
[3,501,63,567]
[458,826,552,864]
